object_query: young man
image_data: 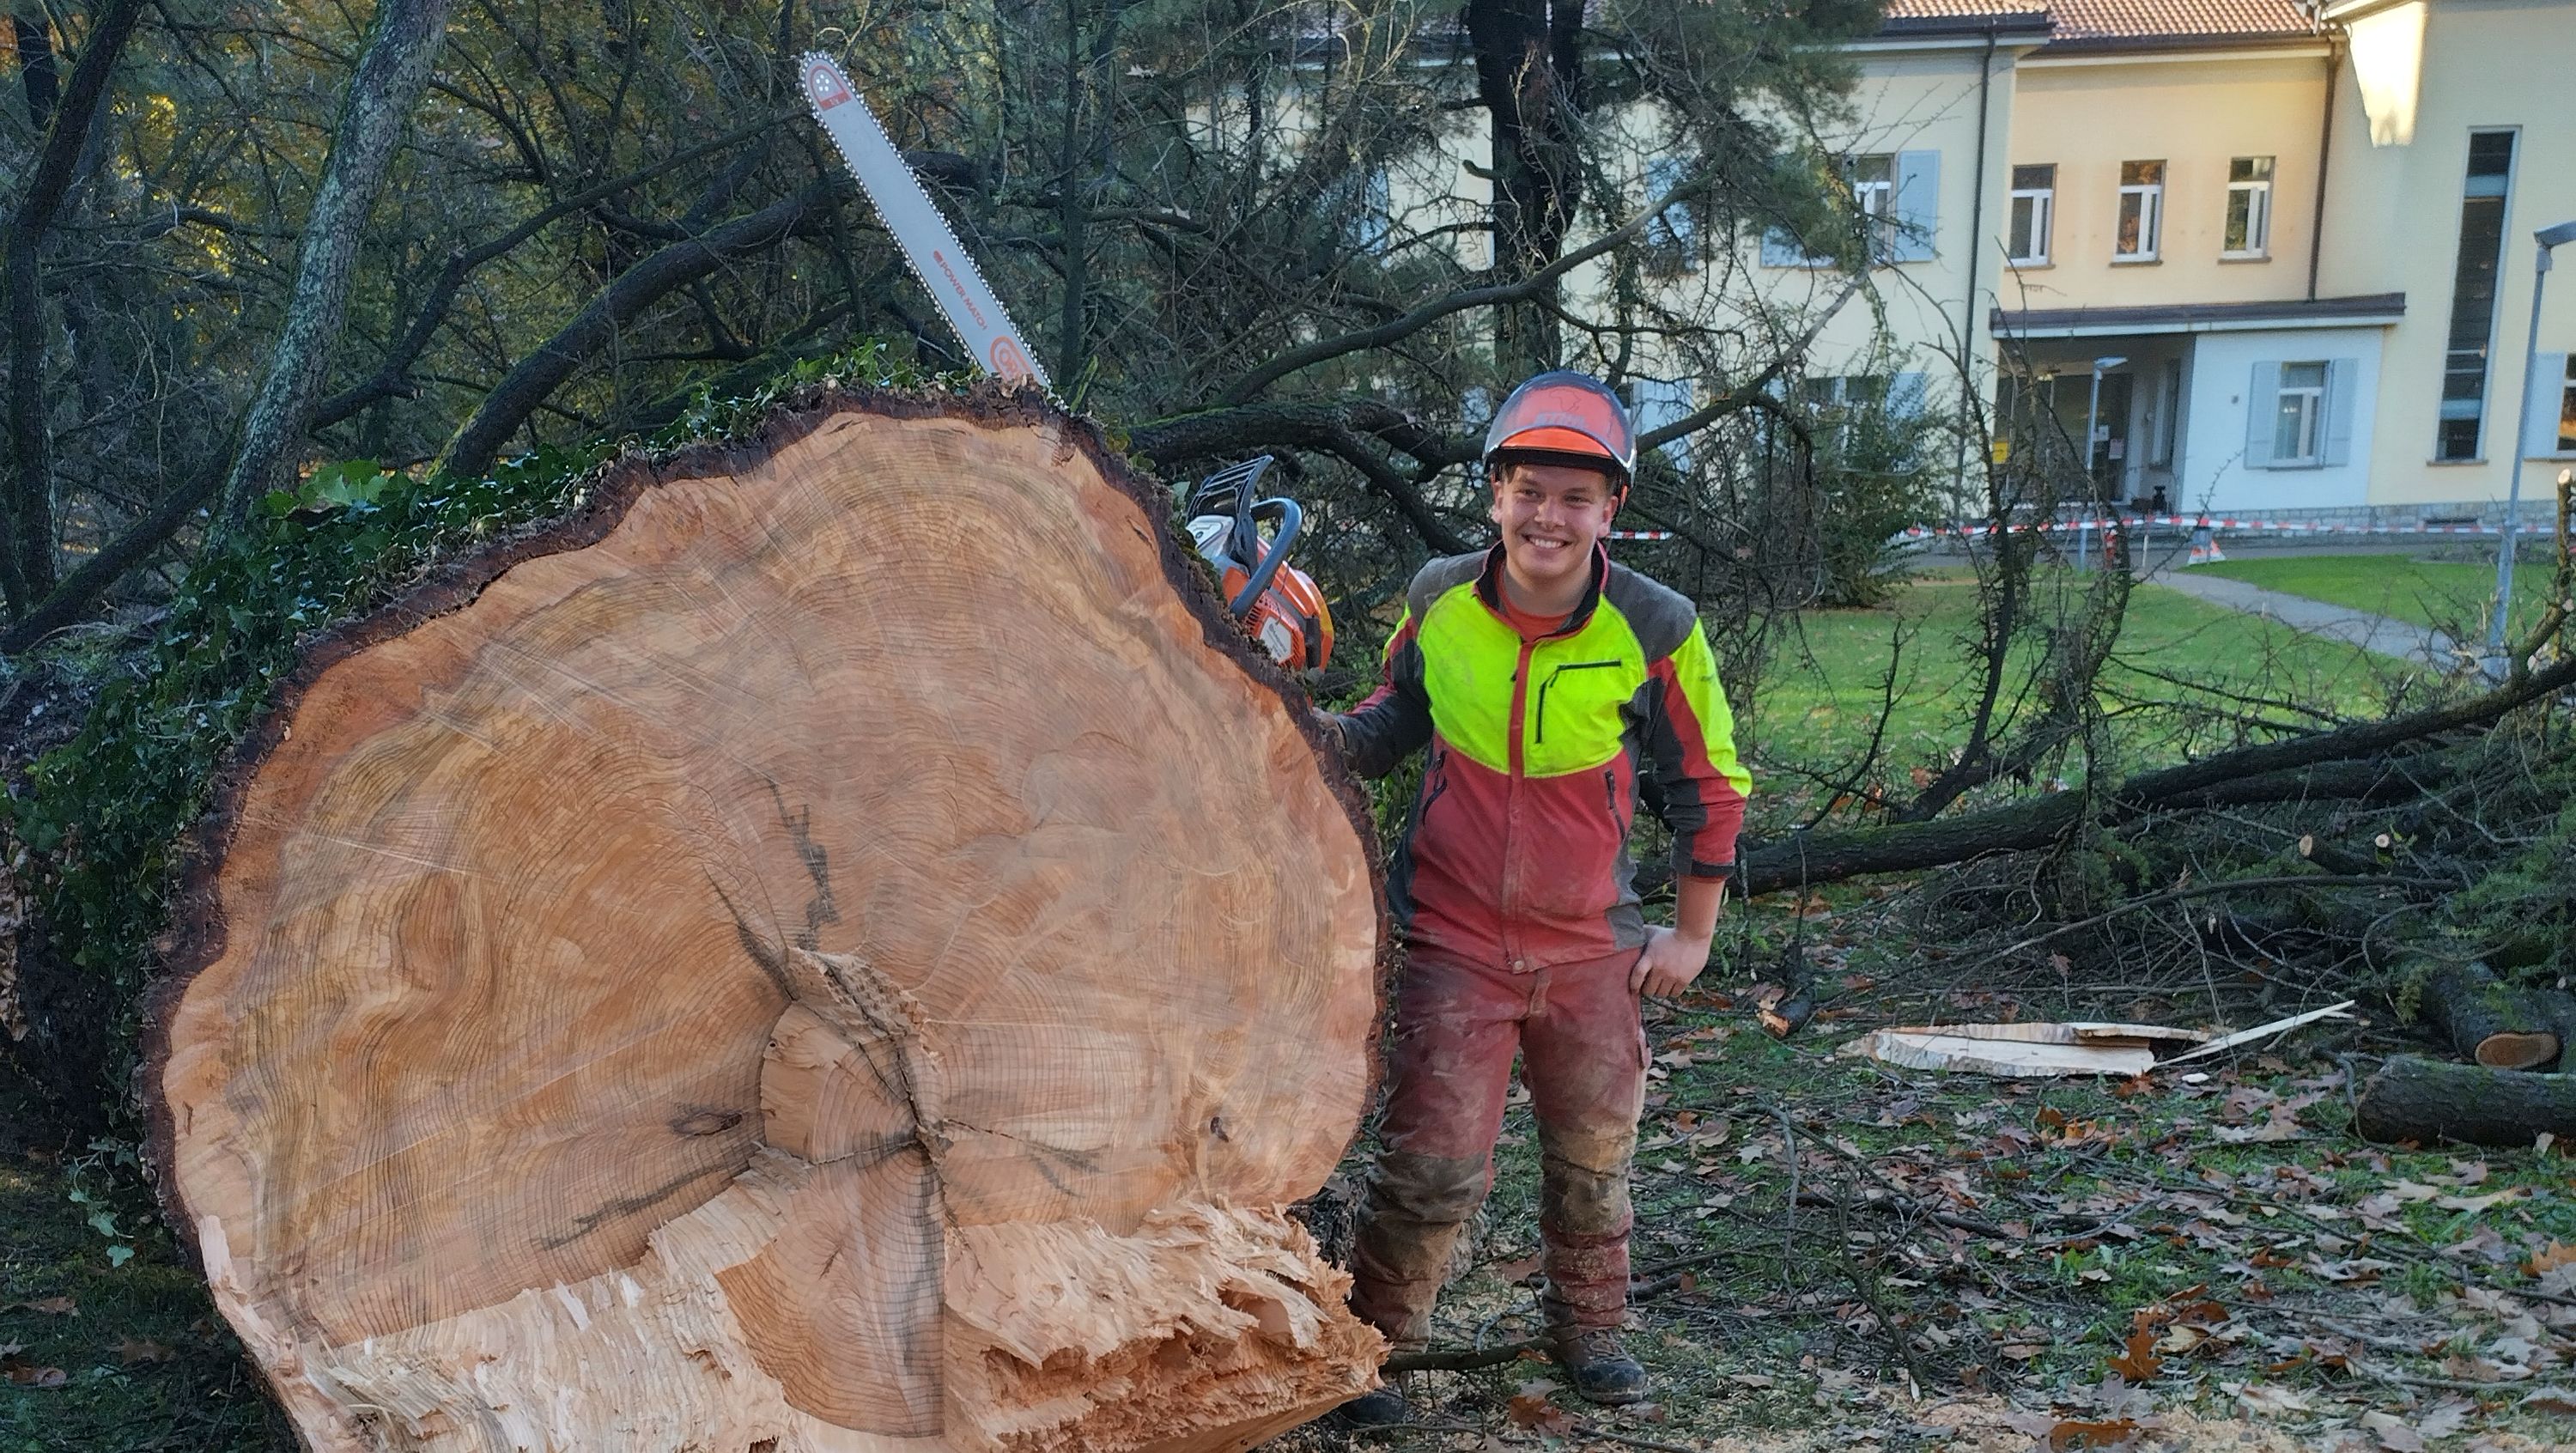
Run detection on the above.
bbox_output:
[1328,371,1750,1418]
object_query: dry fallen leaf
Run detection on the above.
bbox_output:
[2414,1401,2473,1438]
[8,1297,76,1316]
[2526,1242,2576,1277]
[1492,1253,1543,1284]
[0,1354,66,1389]
[2106,1328,2163,1382]
[2360,1412,2425,1452]
[1504,1388,1576,1437]
[2235,1383,2314,1414]
[2047,1418,2138,1450]
[2436,1188,2527,1213]
[115,1337,176,1365]
[2518,1389,2576,1415]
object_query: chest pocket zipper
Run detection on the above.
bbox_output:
[1534,660,1623,745]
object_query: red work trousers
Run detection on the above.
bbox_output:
[1348,945,1647,1344]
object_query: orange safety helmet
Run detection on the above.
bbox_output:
[1482,370,1637,483]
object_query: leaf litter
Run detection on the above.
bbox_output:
[1283,887,2576,1453]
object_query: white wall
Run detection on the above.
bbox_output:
[2177,327,2385,512]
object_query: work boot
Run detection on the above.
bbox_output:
[1553,1326,1649,1406]
[1329,1380,1414,1430]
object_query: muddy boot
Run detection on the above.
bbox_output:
[1329,1377,1415,1429]
[1554,1326,1649,1406]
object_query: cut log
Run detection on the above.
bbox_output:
[143,388,1388,1453]
[2355,1055,2576,1147]
[2420,959,2561,1070]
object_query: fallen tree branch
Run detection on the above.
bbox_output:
[1737,652,2576,896]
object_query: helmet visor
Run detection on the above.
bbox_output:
[1482,371,1637,477]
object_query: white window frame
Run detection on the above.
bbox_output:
[1851,155,1896,261]
[1799,153,1898,266]
[2224,156,2274,259]
[2115,160,2164,263]
[2272,362,2328,466]
[2008,164,2053,265]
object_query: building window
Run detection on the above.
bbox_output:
[1761,149,1936,268]
[1338,167,1394,256]
[2115,160,2164,261]
[1628,376,1695,470]
[2224,156,2273,258]
[2008,164,2053,264]
[1644,156,1697,267]
[2437,131,2517,460]
[2272,362,2328,465]
[2562,355,2576,452]
[1851,154,1897,260]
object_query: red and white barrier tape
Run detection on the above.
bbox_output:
[1897,513,2506,542]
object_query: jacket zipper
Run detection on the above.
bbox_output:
[1500,636,1536,954]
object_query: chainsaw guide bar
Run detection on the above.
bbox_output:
[799,52,1049,389]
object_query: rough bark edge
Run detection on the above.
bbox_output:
[136,380,1394,1286]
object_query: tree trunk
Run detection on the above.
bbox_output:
[2354,1056,2576,1147]
[214,0,458,532]
[1467,0,1583,375]
[2419,960,2561,1070]
[149,389,1387,1451]
[3,0,148,617]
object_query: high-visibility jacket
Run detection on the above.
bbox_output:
[1338,544,1751,970]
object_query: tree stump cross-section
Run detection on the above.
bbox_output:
[145,388,1388,1452]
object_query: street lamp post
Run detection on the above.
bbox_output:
[2077,356,2126,572]
[2485,219,2576,678]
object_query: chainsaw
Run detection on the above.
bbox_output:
[799,52,1333,671]
[1182,456,1334,672]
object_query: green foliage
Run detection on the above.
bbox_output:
[0,343,938,1117]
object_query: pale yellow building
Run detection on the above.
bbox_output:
[1838,0,2576,516]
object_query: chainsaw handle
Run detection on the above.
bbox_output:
[1228,497,1303,617]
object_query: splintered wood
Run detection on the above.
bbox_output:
[148,392,1386,1452]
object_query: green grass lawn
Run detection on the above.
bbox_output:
[2192,551,2561,637]
[1744,570,2406,793]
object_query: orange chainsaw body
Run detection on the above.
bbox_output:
[1215,558,1334,672]
[1184,457,1333,672]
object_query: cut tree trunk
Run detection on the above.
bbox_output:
[145,387,1388,1453]
[2419,959,2560,1070]
[2355,1055,2576,1147]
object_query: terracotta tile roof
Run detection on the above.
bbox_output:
[1881,0,2318,41]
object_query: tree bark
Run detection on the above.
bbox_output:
[2419,960,2561,1071]
[2354,1056,2576,1147]
[148,388,1386,1451]
[3,0,148,617]
[213,0,458,532]
[1466,0,1584,374]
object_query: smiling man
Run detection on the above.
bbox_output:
[1327,371,1751,1420]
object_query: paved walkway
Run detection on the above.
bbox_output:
[2144,563,2463,668]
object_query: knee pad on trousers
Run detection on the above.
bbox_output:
[1365,1149,1492,1227]
[1535,1122,1635,1239]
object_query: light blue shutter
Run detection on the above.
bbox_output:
[1893,150,1939,263]
[2323,359,2357,467]
[2527,351,2571,456]
[1887,371,1929,419]
[2244,361,2281,469]
[1760,225,1806,267]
